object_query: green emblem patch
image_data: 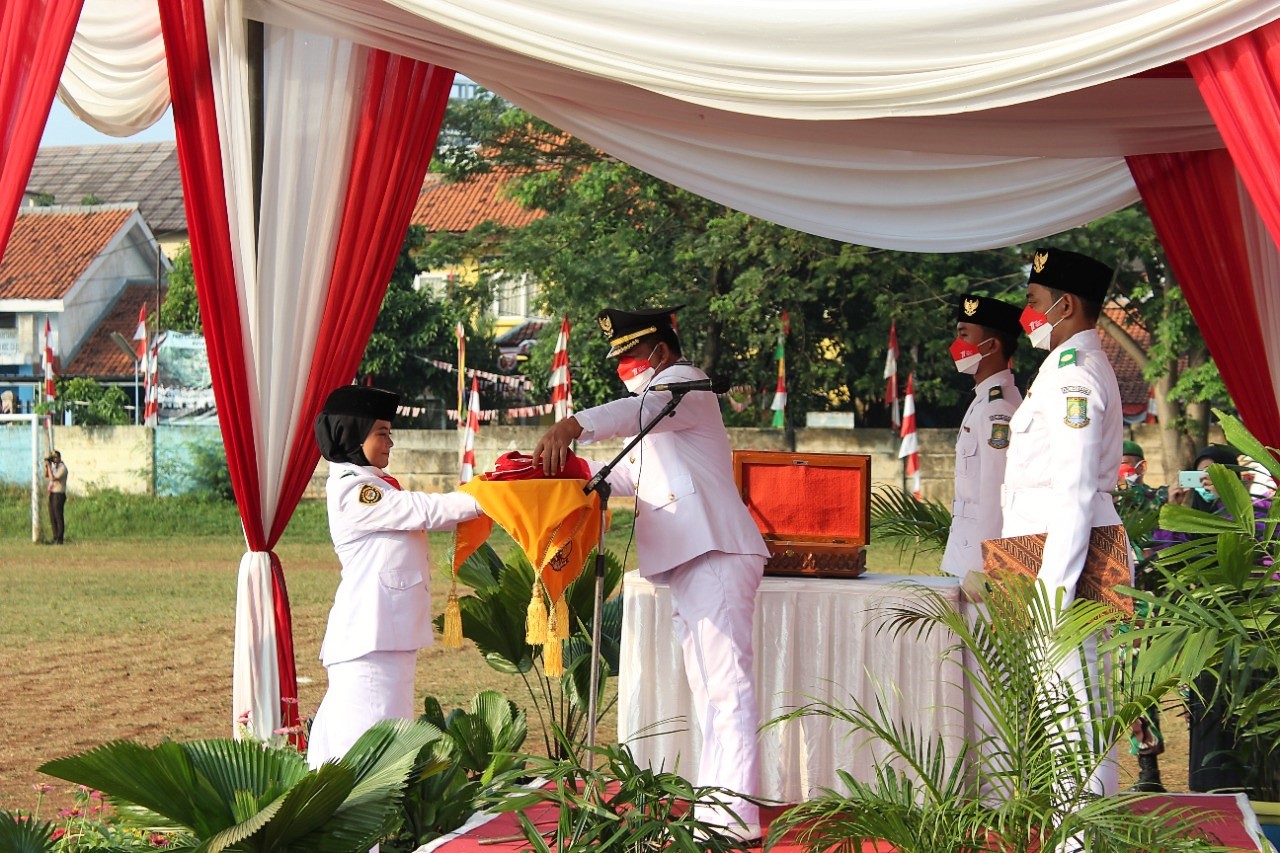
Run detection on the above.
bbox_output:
[988,386,1003,401]
[988,422,1010,449]
[1064,395,1090,428]
[1059,349,1077,368]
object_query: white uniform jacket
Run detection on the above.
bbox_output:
[940,369,1021,579]
[319,462,482,666]
[574,362,769,577]
[1000,330,1126,602]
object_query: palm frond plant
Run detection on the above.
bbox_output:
[0,812,58,853]
[1127,409,1280,800]
[766,577,1220,852]
[481,725,759,852]
[392,689,528,849]
[436,542,624,759]
[38,719,441,852]
[869,485,953,562]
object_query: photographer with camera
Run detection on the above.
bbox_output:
[44,450,67,544]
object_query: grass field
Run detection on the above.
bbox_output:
[0,489,1191,814]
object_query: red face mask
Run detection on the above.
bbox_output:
[948,336,988,374]
[616,355,655,392]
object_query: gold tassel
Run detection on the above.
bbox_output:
[525,584,549,645]
[543,637,564,677]
[443,587,463,649]
[549,595,571,640]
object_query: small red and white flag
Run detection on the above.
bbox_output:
[456,322,467,426]
[132,304,148,358]
[42,316,56,402]
[1145,387,1158,425]
[884,321,900,429]
[143,336,161,427]
[898,372,921,499]
[459,376,480,483]
[770,311,789,429]
[549,315,573,422]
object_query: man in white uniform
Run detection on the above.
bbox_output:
[308,385,483,772]
[534,306,770,842]
[1001,248,1129,796]
[941,294,1023,586]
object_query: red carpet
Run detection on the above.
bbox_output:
[421,792,1264,852]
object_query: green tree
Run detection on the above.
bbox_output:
[38,377,131,426]
[358,224,503,414]
[1037,204,1229,473]
[432,93,1026,428]
[162,243,203,332]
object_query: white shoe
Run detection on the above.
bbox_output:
[722,822,762,844]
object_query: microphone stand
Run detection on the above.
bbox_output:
[580,388,692,768]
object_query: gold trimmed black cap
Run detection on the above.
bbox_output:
[1026,248,1114,304]
[955,293,1023,338]
[597,305,684,357]
[319,385,399,422]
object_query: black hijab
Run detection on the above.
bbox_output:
[314,386,399,465]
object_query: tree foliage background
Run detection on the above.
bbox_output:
[425,92,1228,465]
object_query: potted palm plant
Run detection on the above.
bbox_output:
[766,577,1220,852]
[1128,410,1280,845]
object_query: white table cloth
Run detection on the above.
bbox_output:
[618,572,972,803]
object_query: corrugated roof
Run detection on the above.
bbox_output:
[28,143,186,237]
[0,206,136,300]
[410,170,543,232]
[65,284,167,378]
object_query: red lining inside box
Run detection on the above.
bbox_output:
[740,462,866,540]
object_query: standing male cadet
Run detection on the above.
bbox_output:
[1001,247,1129,796]
[941,294,1023,585]
[534,306,770,842]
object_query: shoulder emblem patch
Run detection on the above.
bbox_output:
[1064,396,1091,429]
[358,483,383,505]
[988,422,1010,449]
[988,386,1003,401]
[1058,349,1077,368]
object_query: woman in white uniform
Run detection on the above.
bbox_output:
[308,385,483,770]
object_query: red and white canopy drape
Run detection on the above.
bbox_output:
[154,0,452,739]
[9,0,1280,737]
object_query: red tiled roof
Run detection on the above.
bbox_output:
[410,170,543,232]
[0,206,136,300]
[66,284,166,378]
[1099,302,1153,413]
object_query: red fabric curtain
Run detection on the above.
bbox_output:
[0,0,84,261]
[268,53,454,545]
[1126,150,1280,447]
[1188,19,1280,252]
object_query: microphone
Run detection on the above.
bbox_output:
[648,377,732,394]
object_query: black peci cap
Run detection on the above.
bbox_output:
[1026,248,1114,304]
[955,294,1023,338]
[319,385,399,422]
[597,305,683,357]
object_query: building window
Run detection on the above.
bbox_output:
[0,313,15,329]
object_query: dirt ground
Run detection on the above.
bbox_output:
[0,538,1191,817]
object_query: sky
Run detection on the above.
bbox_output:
[40,100,175,148]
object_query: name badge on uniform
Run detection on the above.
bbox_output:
[358,483,382,505]
[1064,396,1091,429]
[989,422,1010,449]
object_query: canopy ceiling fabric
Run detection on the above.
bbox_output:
[61,0,1261,250]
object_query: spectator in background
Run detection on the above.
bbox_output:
[1154,444,1271,793]
[44,451,67,544]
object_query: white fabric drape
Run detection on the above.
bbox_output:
[619,573,971,803]
[211,7,370,739]
[1238,175,1280,412]
[62,1,1251,249]
[254,0,1278,119]
[58,0,169,137]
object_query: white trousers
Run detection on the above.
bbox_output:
[655,551,764,828]
[307,650,418,769]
